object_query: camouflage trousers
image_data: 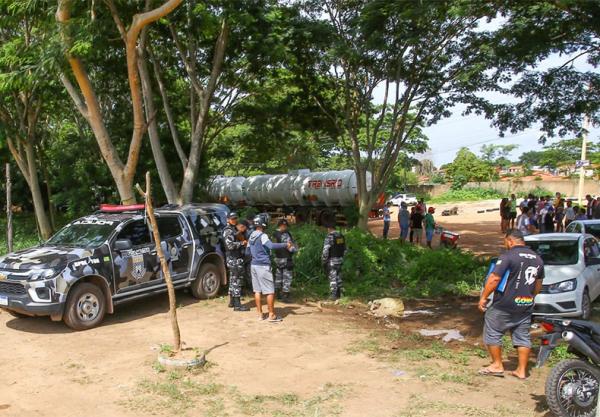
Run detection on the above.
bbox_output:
[274,258,293,293]
[326,258,343,294]
[226,257,245,297]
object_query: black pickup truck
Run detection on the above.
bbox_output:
[0,203,229,330]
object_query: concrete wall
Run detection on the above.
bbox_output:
[407,180,600,198]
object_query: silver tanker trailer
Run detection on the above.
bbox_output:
[208,169,384,224]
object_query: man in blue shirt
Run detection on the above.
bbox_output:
[397,202,410,242]
[247,215,291,322]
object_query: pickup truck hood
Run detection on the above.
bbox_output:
[0,246,92,276]
[542,264,582,285]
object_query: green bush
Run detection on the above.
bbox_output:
[0,214,43,256]
[287,224,487,299]
[429,187,504,204]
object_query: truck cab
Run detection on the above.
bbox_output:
[0,204,229,330]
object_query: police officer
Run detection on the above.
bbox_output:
[222,212,250,311]
[321,222,346,300]
[272,219,297,303]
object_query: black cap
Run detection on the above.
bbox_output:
[277,218,289,226]
[227,212,239,219]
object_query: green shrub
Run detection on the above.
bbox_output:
[429,187,504,204]
[288,224,487,299]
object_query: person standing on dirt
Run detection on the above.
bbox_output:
[398,202,410,242]
[223,212,250,312]
[424,207,436,249]
[564,200,576,228]
[478,229,544,379]
[555,200,565,232]
[509,194,518,229]
[382,202,391,239]
[516,206,535,236]
[411,207,424,245]
[500,198,510,233]
[247,215,291,322]
[409,206,417,243]
[585,195,595,219]
[272,219,297,303]
[322,223,346,301]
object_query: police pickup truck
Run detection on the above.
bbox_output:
[0,204,229,330]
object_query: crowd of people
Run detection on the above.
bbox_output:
[500,192,600,236]
[221,212,347,323]
[383,199,437,248]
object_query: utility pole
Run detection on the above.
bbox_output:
[6,163,13,253]
[578,114,590,207]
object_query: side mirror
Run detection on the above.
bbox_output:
[114,239,133,251]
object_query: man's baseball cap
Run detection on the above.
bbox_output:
[227,212,239,219]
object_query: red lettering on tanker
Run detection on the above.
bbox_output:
[307,179,343,189]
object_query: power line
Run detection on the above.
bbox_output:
[429,130,536,155]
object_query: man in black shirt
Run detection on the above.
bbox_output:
[272,219,297,303]
[478,229,544,379]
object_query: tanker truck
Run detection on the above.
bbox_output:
[207,169,384,224]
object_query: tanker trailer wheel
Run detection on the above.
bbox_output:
[318,210,336,226]
[295,208,309,224]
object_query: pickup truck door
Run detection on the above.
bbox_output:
[583,238,600,300]
[156,215,193,280]
[112,219,160,292]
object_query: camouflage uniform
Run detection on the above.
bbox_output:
[272,230,296,293]
[321,230,346,299]
[222,224,245,298]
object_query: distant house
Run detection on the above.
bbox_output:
[557,163,599,178]
[499,165,524,176]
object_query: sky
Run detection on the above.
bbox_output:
[372,45,600,168]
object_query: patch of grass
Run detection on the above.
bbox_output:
[397,394,523,417]
[429,188,504,204]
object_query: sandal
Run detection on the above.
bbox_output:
[477,368,505,377]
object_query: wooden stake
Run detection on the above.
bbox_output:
[136,171,181,352]
[6,163,13,253]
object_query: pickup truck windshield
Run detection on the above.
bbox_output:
[527,240,579,265]
[46,223,115,248]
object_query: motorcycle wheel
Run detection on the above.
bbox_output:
[546,358,600,417]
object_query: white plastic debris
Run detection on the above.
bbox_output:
[402,309,435,317]
[418,329,465,342]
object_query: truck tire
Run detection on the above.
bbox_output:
[191,263,222,299]
[63,283,106,331]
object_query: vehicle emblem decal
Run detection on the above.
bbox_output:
[131,255,146,281]
[0,273,6,281]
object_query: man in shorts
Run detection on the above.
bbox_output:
[478,229,544,379]
[247,215,291,322]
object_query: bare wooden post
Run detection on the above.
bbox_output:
[136,171,181,352]
[6,163,13,253]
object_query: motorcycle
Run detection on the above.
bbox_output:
[536,316,600,417]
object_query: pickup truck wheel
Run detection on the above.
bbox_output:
[63,283,106,331]
[191,263,222,299]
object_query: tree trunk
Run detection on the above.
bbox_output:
[6,163,13,253]
[137,171,181,352]
[354,165,372,231]
[24,141,52,240]
[138,39,178,203]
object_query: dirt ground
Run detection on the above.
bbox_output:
[0,201,566,417]
[369,200,506,256]
[0,292,554,417]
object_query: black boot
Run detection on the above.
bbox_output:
[281,292,292,304]
[275,289,282,300]
[233,297,250,312]
[329,291,339,301]
[228,295,234,308]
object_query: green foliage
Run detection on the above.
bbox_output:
[446,148,496,184]
[430,188,504,204]
[289,224,486,299]
[0,214,42,255]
